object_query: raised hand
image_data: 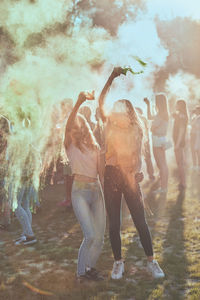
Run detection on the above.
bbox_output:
[144,97,150,105]
[135,172,144,183]
[78,90,95,103]
[111,67,125,78]
[84,90,95,100]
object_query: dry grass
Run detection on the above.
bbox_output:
[0,168,200,300]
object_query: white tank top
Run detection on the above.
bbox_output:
[66,143,98,179]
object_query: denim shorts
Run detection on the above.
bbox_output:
[152,135,172,149]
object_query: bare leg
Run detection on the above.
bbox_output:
[153,147,168,189]
[144,142,155,180]
[191,136,197,167]
[175,147,186,187]
[197,150,200,168]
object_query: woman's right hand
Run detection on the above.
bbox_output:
[144,97,150,105]
[111,67,124,78]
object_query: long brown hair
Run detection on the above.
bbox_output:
[176,100,188,122]
[155,93,169,121]
[71,113,99,152]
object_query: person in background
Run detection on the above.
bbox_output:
[57,99,74,208]
[55,99,73,185]
[64,91,106,281]
[99,67,165,280]
[14,155,38,246]
[190,106,200,173]
[190,106,200,171]
[190,108,198,169]
[172,100,188,190]
[144,95,169,194]
[12,116,40,245]
[135,107,155,181]
[0,116,11,230]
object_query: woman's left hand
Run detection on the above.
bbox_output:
[78,91,95,103]
[84,90,95,100]
[135,172,144,183]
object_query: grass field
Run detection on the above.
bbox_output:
[0,167,200,300]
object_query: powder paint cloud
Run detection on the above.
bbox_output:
[104,18,168,112]
[0,0,72,46]
[0,5,111,209]
[165,70,200,110]
[0,0,199,209]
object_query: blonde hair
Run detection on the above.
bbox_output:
[114,99,143,138]
[71,113,99,152]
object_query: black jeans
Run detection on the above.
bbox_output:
[104,165,153,260]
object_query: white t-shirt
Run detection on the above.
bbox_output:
[66,143,99,179]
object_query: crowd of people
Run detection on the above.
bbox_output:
[0,67,200,282]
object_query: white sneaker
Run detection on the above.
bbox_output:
[14,235,26,244]
[147,260,165,279]
[15,236,37,246]
[111,260,124,279]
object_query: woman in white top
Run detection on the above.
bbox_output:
[64,92,105,281]
[144,95,169,194]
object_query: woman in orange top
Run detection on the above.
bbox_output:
[99,67,165,280]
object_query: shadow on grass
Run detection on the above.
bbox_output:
[115,180,189,299]
[190,170,200,198]
[142,179,168,241]
[160,189,188,299]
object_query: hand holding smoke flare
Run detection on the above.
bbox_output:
[121,57,147,76]
[121,67,143,76]
[112,57,147,78]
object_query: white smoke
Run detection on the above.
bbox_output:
[2,1,192,209]
[0,0,72,47]
[102,16,168,112]
[165,70,200,111]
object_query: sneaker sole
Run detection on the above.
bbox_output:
[112,263,125,279]
[153,274,165,279]
[111,270,124,280]
[23,239,37,245]
[14,235,26,242]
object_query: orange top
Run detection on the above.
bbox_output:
[105,113,142,173]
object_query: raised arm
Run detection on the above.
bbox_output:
[144,97,153,120]
[64,92,88,149]
[99,67,124,122]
